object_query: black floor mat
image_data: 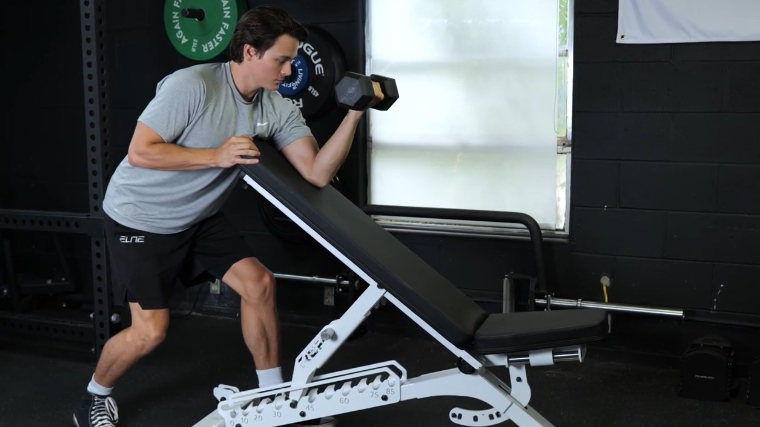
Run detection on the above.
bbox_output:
[1,314,758,427]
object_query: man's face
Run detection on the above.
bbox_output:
[247,34,299,91]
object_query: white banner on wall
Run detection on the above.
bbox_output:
[617,0,760,44]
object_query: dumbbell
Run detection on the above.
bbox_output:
[335,72,399,111]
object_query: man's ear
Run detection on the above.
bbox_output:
[244,44,261,60]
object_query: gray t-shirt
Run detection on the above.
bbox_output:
[102,62,313,234]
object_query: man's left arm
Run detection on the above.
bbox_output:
[280,109,364,188]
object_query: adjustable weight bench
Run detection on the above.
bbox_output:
[193,141,610,427]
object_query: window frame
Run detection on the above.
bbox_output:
[363,0,574,241]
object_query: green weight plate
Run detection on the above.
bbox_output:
[164,0,248,61]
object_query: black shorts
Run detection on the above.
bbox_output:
[104,212,256,310]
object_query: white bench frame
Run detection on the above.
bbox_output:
[191,176,587,427]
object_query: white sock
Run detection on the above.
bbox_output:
[256,366,284,388]
[87,375,113,396]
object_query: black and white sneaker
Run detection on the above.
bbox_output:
[72,393,119,427]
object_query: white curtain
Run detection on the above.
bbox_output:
[367,0,560,229]
[617,0,760,44]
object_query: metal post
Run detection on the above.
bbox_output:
[2,240,20,312]
[505,347,585,365]
[80,0,115,357]
[536,297,760,329]
[273,273,355,307]
[362,205,548,294]
[503,276,515,313]
[534,297,684,318]
[274,273,351,286]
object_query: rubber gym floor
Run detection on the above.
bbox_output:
[1,314,758,427]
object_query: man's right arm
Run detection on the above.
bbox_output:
[127,69,259,171]
[127,122,260,171]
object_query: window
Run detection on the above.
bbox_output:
[366,0,573,234]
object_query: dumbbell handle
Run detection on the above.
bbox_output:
[181,8,205,21]
[370,81,385,103]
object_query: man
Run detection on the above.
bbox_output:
[73,5,370,427]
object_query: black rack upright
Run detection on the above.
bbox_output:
[0,0,116,357]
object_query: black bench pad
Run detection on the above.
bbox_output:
[239,141,610,352]
[474,309,610,354]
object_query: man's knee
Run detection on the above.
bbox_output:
[127,306,169,353]
[222,258,277,305]
[130,323,167,353]
[239,262,276,305]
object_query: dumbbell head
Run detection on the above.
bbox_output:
[368,74,399,111]
[335,72,376,111]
